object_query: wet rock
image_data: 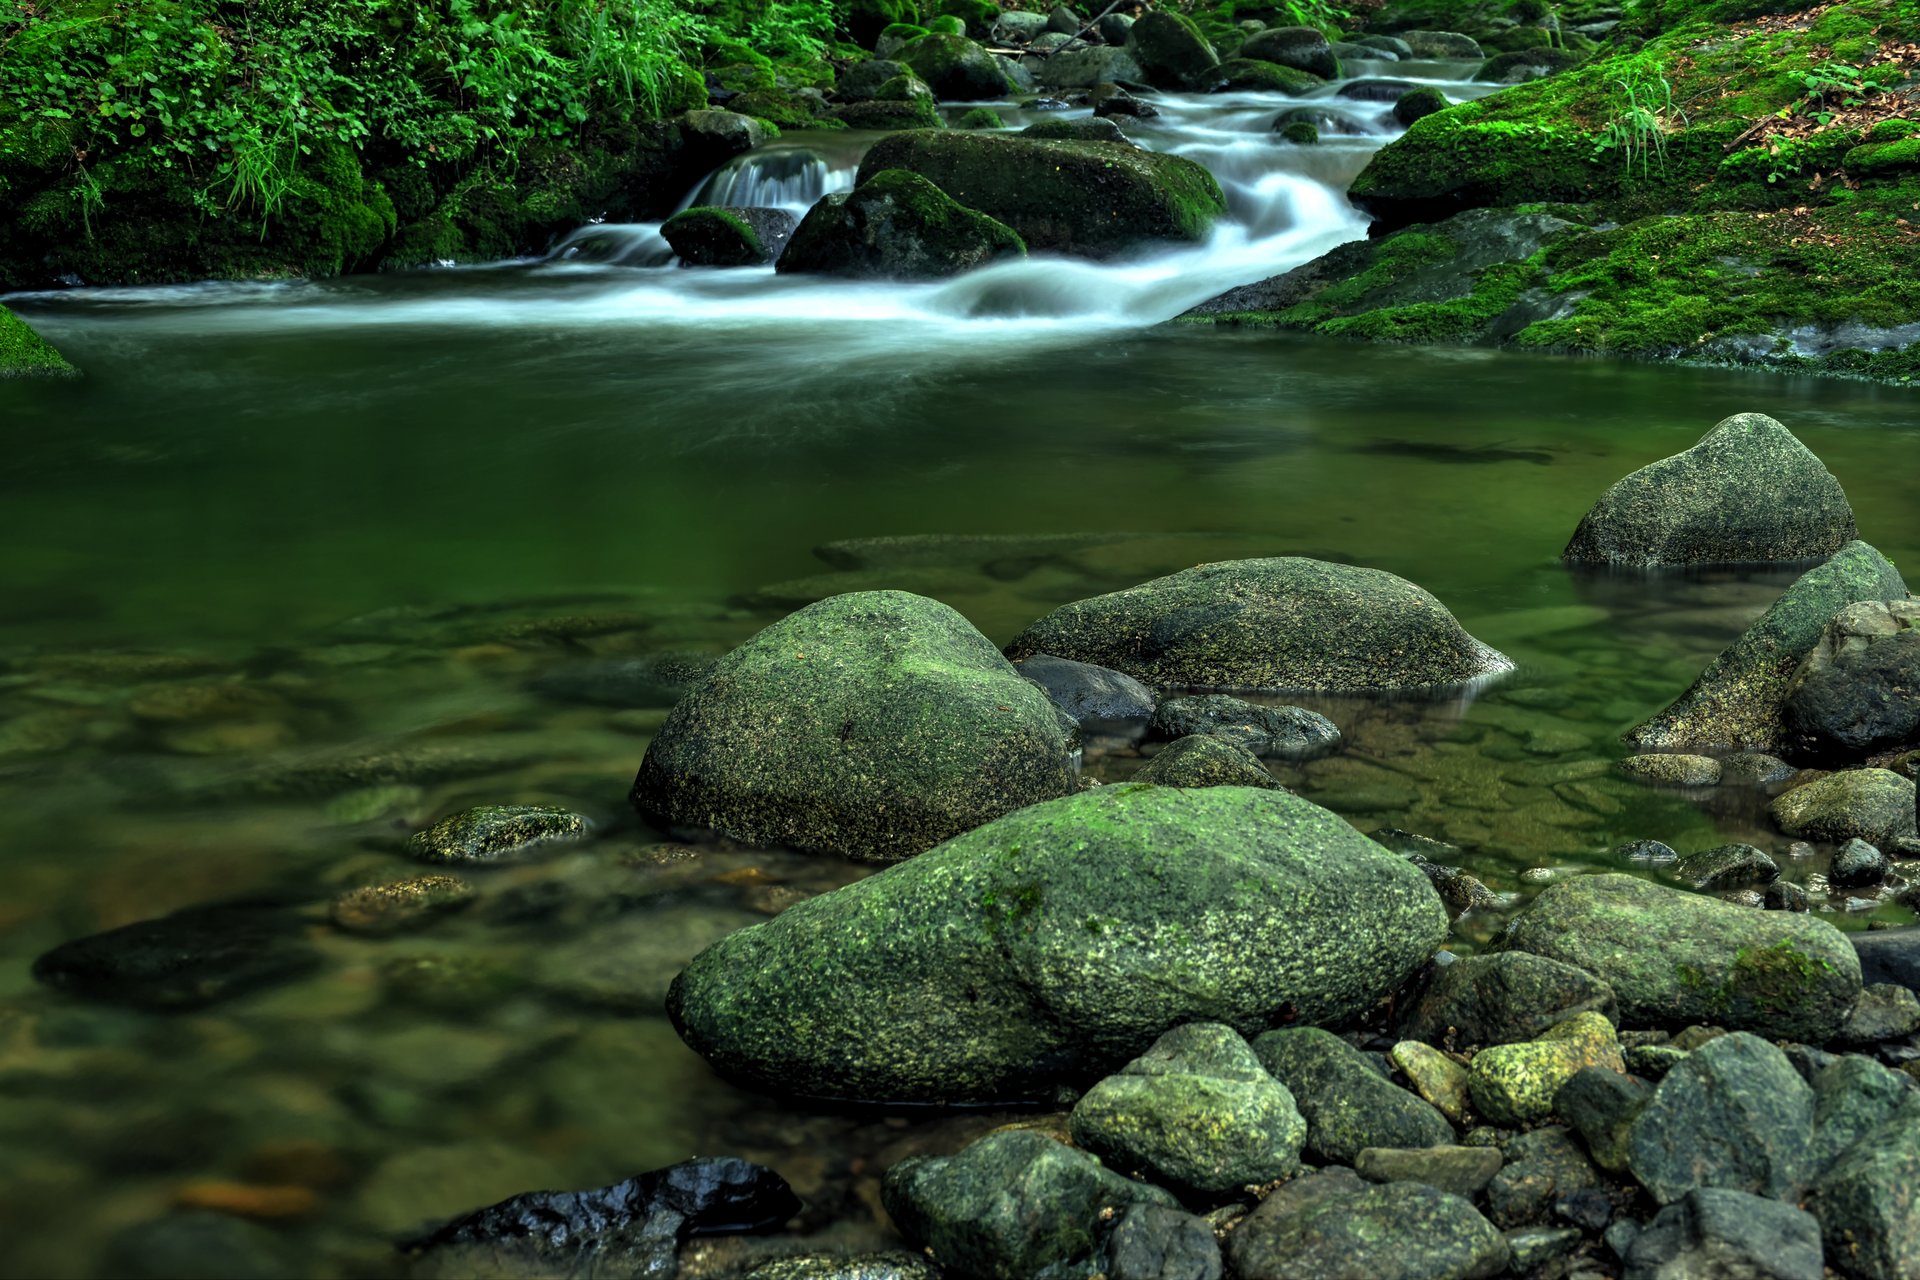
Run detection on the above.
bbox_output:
[1021,116,1136,144]
[1014,653,1154,736]
[1505,1226,1583,1270]
[1838,983,1920,1045]
[1091,82,1159,120]
[1006,558,1511,694]
[1034,44,1146,90]
[409,804,592,865]
[1555,1065,1652,1174]
[1354,34,1414,58]
[898,34,1013,99]
[1484,1126,1600,1229]
[1807,1092,1920,1279]
[1626,541,1908,753]
[1134,735,1282,790]
[1391,1040,1472,1121]
[1398,30,1485,58]
[1148,694,1341,760]
[101,1210,298,1280]
[1722,751,1798,784]
[1393,86,1450,126]
[742,1253,941,1280]
[782,170,1025,280]
[1100,1202,1224,1280]
[856,130,1225,258]
[1831,838,1890,889]
[1672,843,1780,891]
[1253,1027,1455,1164]
[1474,47,1586,83]
[662,206,798,267]
[0,303,80,379]
[328,875,475,935]
[677,109,769,159]
[1224,1167,1508,1280]
[1355,1145,1503,1197]
[1069,1022,1307,1195]
[1338,77,1414,101]
[1469,1012,1625,1127]
[882,1130,1176,1279]
[405,1157,800,1276]
[1238,26,1339,78]
[1628,1032,1813,1204]
[1850,923,1920,989]
[1770,769,1916,847]
[1216,59,1321,94]
[1782,599,1920,761]
[1397,951,1618,1049]
[669,786,1447,1103]
[1765,880,1811,911]
[1616,753,1722,786]
[1622,1187,1823,1280]
[991,10,1049,43]
[835,59,913,102]
[1500,874,1862,1043]
[1125,11,1220,90]
[32,905,320,1009]
[1617,838,1679,864]
[633,592,1075,864]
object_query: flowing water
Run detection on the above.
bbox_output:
[2,60,1919,1277]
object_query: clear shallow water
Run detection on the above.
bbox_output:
[2,67,1919,1278]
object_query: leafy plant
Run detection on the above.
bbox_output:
[1592,68,1687,178]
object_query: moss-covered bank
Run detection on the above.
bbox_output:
[0,304,78,378]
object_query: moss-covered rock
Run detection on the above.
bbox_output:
[632,591,1073,863]
[1671,843,1779,891]
[1214,58,1324,93]
[779,168,1023,279]
[1019,117,1135,145]
[828,94,946,130]
[1006,557,1511,694]
[1069,1022,1307,1194]
[1810,1093,1920,1280]
[1238,26,1340,78]
[1253,1027,1456,1164]
[898,34,1013,100]
[1277,120,1319,145]
[1125,11,1221,90]
[661,206,798,266]
[1393,87,1450,127]
[1615,754,1724,787]
[856,129,1226,258]
[847,0,921,49]
[1225,1167,1508,1280]
[1769,768,1917,847]
[835,59,915,102]
[1468,1012,1625,1126]
[1149,694,1341,760]
[955,106,1005,129]
[0,305,78,378]
[667,785,1449,1103]
[1564,413,1857,568]
[876,22,932,58]
[1626,541,1910,753]
[1473,47,1587,84]
[1397,951,1619,1049]
[408,804,592,864]
[1134,735,1283,790]
[1499,873,1862,1043]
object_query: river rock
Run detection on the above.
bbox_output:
[1135,735,1282,789]
[1499,874,1861,1043]
[1397,951,1619,1049]
[991,10,1050,43]
[1253,1027,1455,1164]
[668,785,1448,1102]
[1355,1145,1503,1197]
[1722,750,1798,784]
[675,109,768,158]
[1483,1126,1600,1229]
[1830,838,1889,889]
[1091,82,1159,119]
[1769,768,1916,847]
[1021,116,1136,145]
[1148,694,1341,760]
[780,170,1026,280]
[1394,87,1450,126]
[1125,11,1220,89]
[1671,842,1779,891]
[1839,982,1920,1044]
[856,130,1226,258]
[1034,45,1146,89]
[1807,1092,1920,1279]
[1392,1040,1472,1120]
[1100,1203,1223,1280]
[408,804,592,864]
[1782,599,1920,761]
[1238,26,1339,78]
[1069,1022,1307,1194]
[1850,924,1920,989]
[1006,558,1511,693]
[661,206,797,266]
[1621,1187,1824,1280]
[1224,1168,1508,1280]
[1809,1053,1915,1174]
[898,34,1013,99]
[1555,1066,1652,1173]
[1468,1012,1625,1127]
[836,59,913,102]
[1615,753,1722,786]
[32,905,320,1008]
[1625,541,1909,752]
[1627,1032,1813,1204]
[632,591,1075,864]
[882,1130,1177,1280]
[1014,653,1155,736]
[329,875,475,935]
[1397,30,1485,58]
[1564,414,1856,568]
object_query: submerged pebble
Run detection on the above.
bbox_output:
[328,875,475,935]
[408,804,592,864]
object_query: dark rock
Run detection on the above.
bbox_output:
[1272,106,1368,138]
[670,785,1448,1103]
[1504,1226,1583,1271]
[1770,769,1917,848]
[409,804,592,864]
[1832,838,1890,889]
[1555,1187,1614,1232]
[1354,34,1414,58]
[1617,838,1679,864]
[1215,59,1323,93]
[1783,600,1920,762]
[781,170,1025,280]
[662,206,798,266]
[1397,951,1618,1049]
[836,59,914,102]
[1333,38,1394,62]
[1021,116,1137,144]
[898,34,1014,99]
[1807,1093,1920,1279]
[1253,1026,1455,1164]
[882,1130,1176,1280]
[1485,1127,1600,1230]
[1627,1032,1814,1204]
[1500,874,1862,1043]
[1015,653,1155,736]
[1226,1168,1507,1280]
[1096,12,1134,44]
[1275,120,1318,144]
[1626,541,1908,753]
[1555,1066,1653,1174]
[101,1211,298,1280]
[1148,694,1341,760]
[1850,924,1920,990]
[1809,1053,1914,1175]
[1135,735,1282,790]
[1765,880,1811,911]
[1046,4,1082,35]
[1338,77,1414,101]
[1100,1203,1224,1280]
[529,653,718,707]
[1672,843,1780,890]
[676,109,769,162]
[1474,47,1586,83]
[991,10,1050,43]
[1836,983,1920,1046]
[1238,26,1339,78]
[633,591,1075,864]
[1398,30,1485,58]
[1125,11,1220,90]
[1394,87,1450,126]
[1091,82,1160,118]
[1354,1145,1504,1197]
[1621,1187,1823,1280]
[32,905,320,1009]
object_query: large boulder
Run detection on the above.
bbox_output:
[1,304,78,378]
[1562,414,1857,569]
[1499,874,1862,1044]
[1625,541,1909,753]
[667,785,1449,1103]
[898,34,1013,99]
[1125,11,1220,89]
[1238,26,1340,78]
[630,591,1075,863]
[1783,600,1920,761]
[778,170,1025,280]
[856,130,1226,259]
[1768,768,1917,847]
[1005,558,1512,693]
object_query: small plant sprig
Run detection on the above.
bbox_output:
[1592,68,1688,178]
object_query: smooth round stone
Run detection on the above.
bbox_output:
[329,875,476,935]
[1770,769,1916,847]
[408,805,593,864]
[1616,754,1722,787]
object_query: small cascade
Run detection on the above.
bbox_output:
[548,223,674,267]
[679,146,859,215]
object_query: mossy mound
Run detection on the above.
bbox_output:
[779,169,1025,279]
[661,206,798,267]
[897,33,1013,100]
[1126,11,1222,89]
[666,784,1448,1103]
[0,305,78,379]
[1215,58,1325,93]
[856,129,1227,258]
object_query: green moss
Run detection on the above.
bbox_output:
[1278,120,1319,145]
[0,304,78,379]
[956,107,1006,130]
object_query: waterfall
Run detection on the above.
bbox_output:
[678,145,861,215]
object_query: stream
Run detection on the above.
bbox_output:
[2,58,1919,1277]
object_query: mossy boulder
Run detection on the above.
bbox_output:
[847,0,921,49]
[877,22,932,58]
[1253,1027,1456,1164]
[1393,87,1450,127]
[856,129,1226,258]
[1135,735,1283,790]
[1467,1012,1626,1126]
[1215,58,1324,93]
[828,94,946,131]
[1020,117,1134,145]
[836,59,915,102]
[1625,541,1909,753]
[1397,30,1485,59]
[1277,120,1319,145]
[1563,413,1857,569]
[780,169,1025,280]
[661,206,798,266]
[632,591,1073,864]
[956,106,1005,129]
[898,34,1013,100]
[1225,1167,1508,1280]
[1769,769,1917,848]
[1069,1022,1308,1194]
[0,305,78,378]
[666,785,1449,1103]
[1006,557,1512,693]
[1499,874,1862,1043]
[1473,47,1586,83]
[1238,26,1340,78]
[1125,11,1222,89]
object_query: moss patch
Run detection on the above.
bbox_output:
[0,305,78,379]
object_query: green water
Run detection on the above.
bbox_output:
[2,278,1918,1276]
